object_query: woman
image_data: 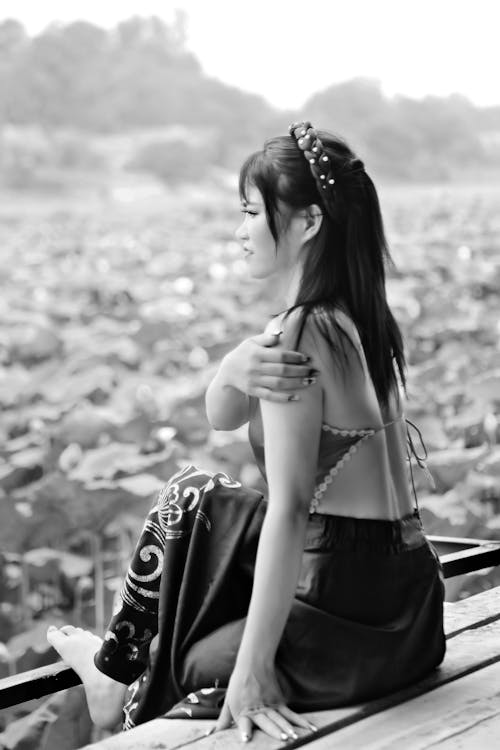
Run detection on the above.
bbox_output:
[47,122,445,743]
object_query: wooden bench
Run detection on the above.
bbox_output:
[2,536,500,748]
[73,584,500,749]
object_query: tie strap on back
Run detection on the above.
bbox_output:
[405,418,436,512]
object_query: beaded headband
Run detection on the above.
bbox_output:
[288,121,336,198]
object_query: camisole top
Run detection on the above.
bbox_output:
[248,400,429,515]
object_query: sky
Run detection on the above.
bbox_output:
[1,0,499,110]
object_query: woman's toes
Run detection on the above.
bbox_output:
[59,625,78,635]
[47,627,71,657]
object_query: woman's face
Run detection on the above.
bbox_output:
[235,184,296,280]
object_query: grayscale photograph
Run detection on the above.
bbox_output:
[0,1,499,748]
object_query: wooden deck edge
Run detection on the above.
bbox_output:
[2,585,500,710]
[444,585,500,638]
[0,662,81,709]
[302,660,500,749]
[77,617,500,750]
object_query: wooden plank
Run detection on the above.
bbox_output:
[77,714,339,750]
[444,585,500,637]
[430,712,500,749]
[429,534,500,550]
[4,585,497,710]
[440,541,500,578]
[0,661,80,710]
[78,717,322,750]
[4,585,499,710]
[79,719,214,750]
[80,617,500,750]
[303,659,500,749]
[3,567,500,711]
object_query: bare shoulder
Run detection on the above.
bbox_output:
[266,306,324,344]
[263,314,286,336]
[271,305,359,357]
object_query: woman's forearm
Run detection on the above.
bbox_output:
[205,355,250,430]
[236,505,309,670]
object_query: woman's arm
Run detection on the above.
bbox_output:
[217,311,324,739]
[236,504,311,667]
[205,354,251,430]
[205,326,314,431]
[236,351,323,663]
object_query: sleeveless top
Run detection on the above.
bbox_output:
[248,400,431,515]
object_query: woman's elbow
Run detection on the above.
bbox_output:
[206,414,244,431]
[266,496,311,524]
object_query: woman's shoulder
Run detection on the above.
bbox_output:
[264,306,320,350]
[266,304,361,353]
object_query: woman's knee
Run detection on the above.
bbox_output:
[180,619,245,691]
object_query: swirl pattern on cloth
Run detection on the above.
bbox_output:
[93,463,265,729]
[96,466,241,685]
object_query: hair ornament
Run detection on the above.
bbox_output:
[288,121,336,197]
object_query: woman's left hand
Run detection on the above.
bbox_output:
[214,663,314,743]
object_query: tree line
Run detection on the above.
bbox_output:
[1,15,499,181]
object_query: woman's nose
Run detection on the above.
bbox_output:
[235,220,247,242]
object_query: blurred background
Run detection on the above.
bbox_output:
[0,1,499,746]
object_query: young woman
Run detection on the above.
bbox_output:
[47,122,445,744]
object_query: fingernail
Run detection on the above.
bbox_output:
[302,355,311,362]
[280,733,288,741]
[47,625,56,631]
[288,394,300,401]
[272,330,284,337]
[205,727,216,736]
[308,722,318,732]
[241,733,250,742]
[290,732,299,739]
[302,376,316,385]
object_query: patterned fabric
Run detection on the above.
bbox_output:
[95,466,217,685]
[94,464,265,729]
[94,463,445,731]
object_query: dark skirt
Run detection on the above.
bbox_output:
[93,465,446,729]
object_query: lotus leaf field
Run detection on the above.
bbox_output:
[0,178,499,695]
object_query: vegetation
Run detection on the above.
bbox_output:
[0,15,499,186]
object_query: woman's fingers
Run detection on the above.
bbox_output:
[61,625,86,635]
[256,363,315,380]
[256,375,317,392]
[215,699,233,733]
[256,348,311,367]
[249,336,309,365]
[249,387,300,403]
[241,708,316,741]
[249,371,318,401]
[236,715,253,743]
[251,712,290,741]
[265,708,298,739]
[46,627,74,660]
[278,705,317,731]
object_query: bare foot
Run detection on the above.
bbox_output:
[47,625,103,678]
[47,624,127,729]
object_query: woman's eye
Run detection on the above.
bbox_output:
[240,209,258,217]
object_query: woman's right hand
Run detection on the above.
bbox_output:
[222,331,317,402]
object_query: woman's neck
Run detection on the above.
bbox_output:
[281,260,302,307]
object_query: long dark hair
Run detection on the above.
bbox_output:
[239,129,406,407]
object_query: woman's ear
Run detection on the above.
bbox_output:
[302,204,323,243]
